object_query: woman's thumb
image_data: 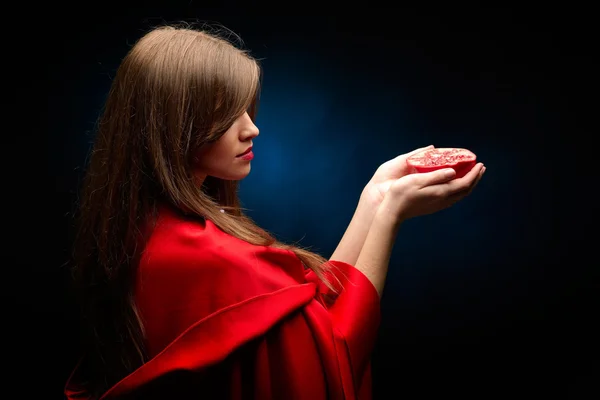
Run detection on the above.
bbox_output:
[423,168,456,186]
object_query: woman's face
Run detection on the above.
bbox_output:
[192,112,259,184]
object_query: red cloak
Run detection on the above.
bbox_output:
[65,203,381,399]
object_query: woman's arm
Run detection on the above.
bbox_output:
[323,208,399,383]
[329,189,379,266]
[351,208,400,298]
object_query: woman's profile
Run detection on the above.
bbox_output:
[65,24,485,399]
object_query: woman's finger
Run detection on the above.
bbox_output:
[445,163,484,195]
[418,163,484,198]
[444,165,486,205]
[412,167,457,188]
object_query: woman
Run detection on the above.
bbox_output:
[65,25,485,399]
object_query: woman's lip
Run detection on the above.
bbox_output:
[237,147,253,156]
[238,151,254,160]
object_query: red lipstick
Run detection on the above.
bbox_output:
[237,146,254,160]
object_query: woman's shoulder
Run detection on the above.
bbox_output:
[139,202,306,288]
[143,203,244,261]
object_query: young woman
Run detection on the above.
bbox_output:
[65,25,485,399]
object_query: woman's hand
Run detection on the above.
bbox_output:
[377,162,486,225]
[332,147,484,267]
[362,145,435,207]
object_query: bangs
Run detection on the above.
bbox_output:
[210,49,261,134]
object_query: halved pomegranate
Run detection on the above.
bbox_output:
[406,147,477,178]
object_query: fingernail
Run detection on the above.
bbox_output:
[444,168,456,178]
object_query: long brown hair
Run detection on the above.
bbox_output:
[71,24,339,397]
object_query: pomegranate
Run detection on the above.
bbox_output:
[406,147,477,178]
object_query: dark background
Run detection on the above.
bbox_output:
[17,3,598,398]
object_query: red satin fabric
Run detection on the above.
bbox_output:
[65,203,381,399]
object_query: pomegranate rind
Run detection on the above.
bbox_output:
[406,147,477,178]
